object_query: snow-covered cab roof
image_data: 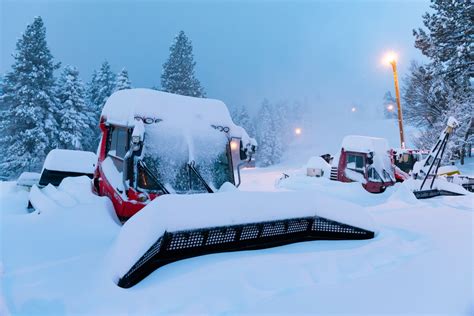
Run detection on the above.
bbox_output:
[42,149,97,174]
[101,88,254,146]
[341,135,389,154]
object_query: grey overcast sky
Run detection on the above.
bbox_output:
[1,0,430,113]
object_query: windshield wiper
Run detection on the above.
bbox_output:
[188,161,214,193]
[138,160,170,194]
[383,169,395,184]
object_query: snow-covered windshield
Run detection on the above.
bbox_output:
[140,122,233,193]
[367,157,394,183]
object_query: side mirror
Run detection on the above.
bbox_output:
[239,140,247,160]
[366,152,374,165]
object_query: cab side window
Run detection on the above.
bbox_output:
[107,126,129,171]
[346,154,365,175]
[109,127,128,158]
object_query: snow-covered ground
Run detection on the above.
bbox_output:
[1,154,473,315]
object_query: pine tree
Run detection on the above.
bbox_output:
[404,0,473,162]
[255,99,283,167]
[382,91,397,119]
[115,68,131,91]
[0,17,60,178]
[55,66,91,150]
[0,75,5,111]
[161,31,205,97]
[88,61,116,112]
[85,61,116,151]
[402,61,443,128]
[413,0,472,92]
[230,105,256,137]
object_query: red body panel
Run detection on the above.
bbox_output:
[337,149,395,193]
[96,164,147,219]
[93,119,152,221]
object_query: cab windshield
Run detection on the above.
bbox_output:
[137,123,234,194]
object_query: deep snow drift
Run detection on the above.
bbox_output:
[1,156,473,314]
[1,119,473,314]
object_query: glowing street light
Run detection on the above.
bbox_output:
[383,51,406,149]
[387,104,394,112]
[351,107,357,112]
[382,51,397,66]
[294,127,302,136]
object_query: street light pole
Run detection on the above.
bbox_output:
[389,59,406,149]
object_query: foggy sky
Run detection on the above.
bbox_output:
[1,0,430,114]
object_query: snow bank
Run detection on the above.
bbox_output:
[29,176,100,215]
[3,161,474,314]
[42,149,96,174]
[387,182,421,205]
[111,190,377,281]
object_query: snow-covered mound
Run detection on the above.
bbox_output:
[276,171,392,207]
[1,163,473,314]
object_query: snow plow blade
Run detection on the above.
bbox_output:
[406,178,470,200]
[112,191,376,288]
[413,189,465,199]
[117,216,373,288]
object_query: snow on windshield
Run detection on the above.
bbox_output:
[342,135,394,182]
[142,122,231,193]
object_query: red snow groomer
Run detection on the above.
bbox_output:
[28,89,376,288]
[94,89,375,288]
[330,135,397,193]
[93,88,259,221]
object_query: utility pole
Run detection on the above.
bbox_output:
[384,52,406,149]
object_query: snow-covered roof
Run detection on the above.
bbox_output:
[341,135,389,154]
[42,149,96,174]
[101,89,254,146]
